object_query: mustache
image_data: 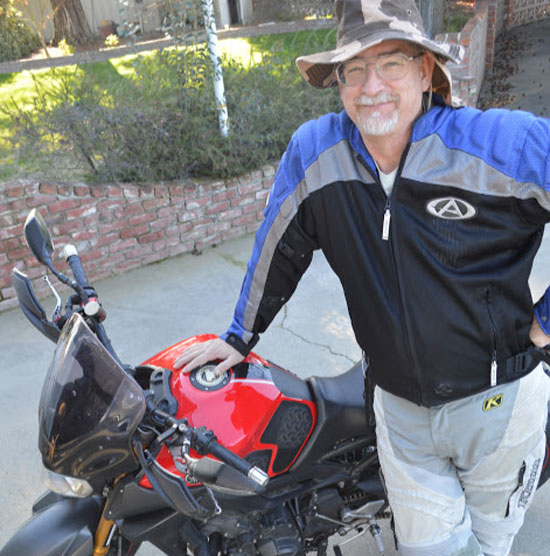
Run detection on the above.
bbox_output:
[353,93,399,106]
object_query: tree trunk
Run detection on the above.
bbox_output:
[50,0,94,45]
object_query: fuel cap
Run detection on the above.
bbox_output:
[189,364,230,391]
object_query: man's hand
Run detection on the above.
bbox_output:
[173,338,245,376]
[529,315,550,348]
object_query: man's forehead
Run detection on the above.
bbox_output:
[355,40,416,59]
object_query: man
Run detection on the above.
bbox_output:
[175,1,550,554]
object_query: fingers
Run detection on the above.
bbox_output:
[529,316,550,348]
[173,338,245,375]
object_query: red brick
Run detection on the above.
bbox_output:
[150,216,175,230]
[168,185,184,196]
[6,186,23,198]
[39,183,57,195]
[238,182,262,196]
[128,212,155,226]
[206,201,230,215]
[1,237,23,252]
[72,229,95,242]
[92,233,119,248]
[66,205,97,220]
[157,206,181,218]
[49,199,81,214]
[9,199,26,211]
[243,200,266,214]
[137,230,164,244]
[139,186,155,199]
[110,238,138,253]
[232,213,258,227]
[27,194,57,208]
[213,189,238,203]
[143,199,169,211]
[186,196,211,210]
[154,185,169,197]
[122,185,140,198]
[98,199,125,212]
[122,203,144,218]
[3,225,23,239]
[99,221,126,234]
[91,185,107,198]
[74,184,90,196]
[52,220,83,235]
[120,224,149,239]
[107,186,123,198]
[219,208,242,222]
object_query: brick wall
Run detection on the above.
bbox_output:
[435,2,489,106]
[0,167,274,312]
[506,0,550,26]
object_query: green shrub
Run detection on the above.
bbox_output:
[0,0,41,62]
[5,32,341,183]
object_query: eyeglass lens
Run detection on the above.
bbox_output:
[338,53,417,86]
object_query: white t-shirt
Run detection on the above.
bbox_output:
[375,163,398,197]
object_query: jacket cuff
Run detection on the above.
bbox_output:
[535,290,550,335]
[222,332,256,357]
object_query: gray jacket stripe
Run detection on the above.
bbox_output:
[404,134,550,211]
[242,140,373,332]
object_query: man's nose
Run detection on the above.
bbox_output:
[360,66,385,95]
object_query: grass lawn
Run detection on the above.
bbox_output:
[0,28,336,182]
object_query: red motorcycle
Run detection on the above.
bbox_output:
[0,210,389,556]
[2,210,549,556]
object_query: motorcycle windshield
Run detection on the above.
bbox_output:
[39,313,146,484]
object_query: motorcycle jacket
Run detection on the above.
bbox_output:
[222,97,550,407]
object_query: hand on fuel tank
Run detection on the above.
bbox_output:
[529,315,550,347]
[173,338,245,376]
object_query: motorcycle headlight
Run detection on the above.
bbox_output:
[42,468,93,498]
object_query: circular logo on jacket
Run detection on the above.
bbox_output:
[426,197,477,220]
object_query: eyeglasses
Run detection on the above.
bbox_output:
[336,52,424,87]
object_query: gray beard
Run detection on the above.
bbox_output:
[359,110,399,136]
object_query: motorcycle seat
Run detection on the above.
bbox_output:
[292,362,372,468]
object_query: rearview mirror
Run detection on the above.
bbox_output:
[24,209,54,266]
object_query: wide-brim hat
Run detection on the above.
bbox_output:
[296,0,464,104]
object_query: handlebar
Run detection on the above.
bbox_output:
[192,427,269,487]
[63,245,90,288]
[63,245,106,321]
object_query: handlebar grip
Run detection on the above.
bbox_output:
[194,429,269,487]
[63,245,90,288]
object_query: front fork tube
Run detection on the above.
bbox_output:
[93,506,117,556]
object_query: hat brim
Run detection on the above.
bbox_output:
[296,31,463,104]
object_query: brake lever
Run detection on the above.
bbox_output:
[42,275,62,323]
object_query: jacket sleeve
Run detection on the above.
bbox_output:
[221,134,319,356]
[523,117,550,334]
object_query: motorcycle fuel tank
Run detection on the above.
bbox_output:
[139,335,317,486]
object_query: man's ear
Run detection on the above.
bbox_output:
[420,53,436,92]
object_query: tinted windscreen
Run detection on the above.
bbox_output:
[39,314,145,481]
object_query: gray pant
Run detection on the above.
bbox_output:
[374,364,550,556]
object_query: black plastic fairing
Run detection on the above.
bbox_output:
[11,268,60,343]
[0,496,102,556]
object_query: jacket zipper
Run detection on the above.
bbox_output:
[382,200,391,241]
[486,289,499,387]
